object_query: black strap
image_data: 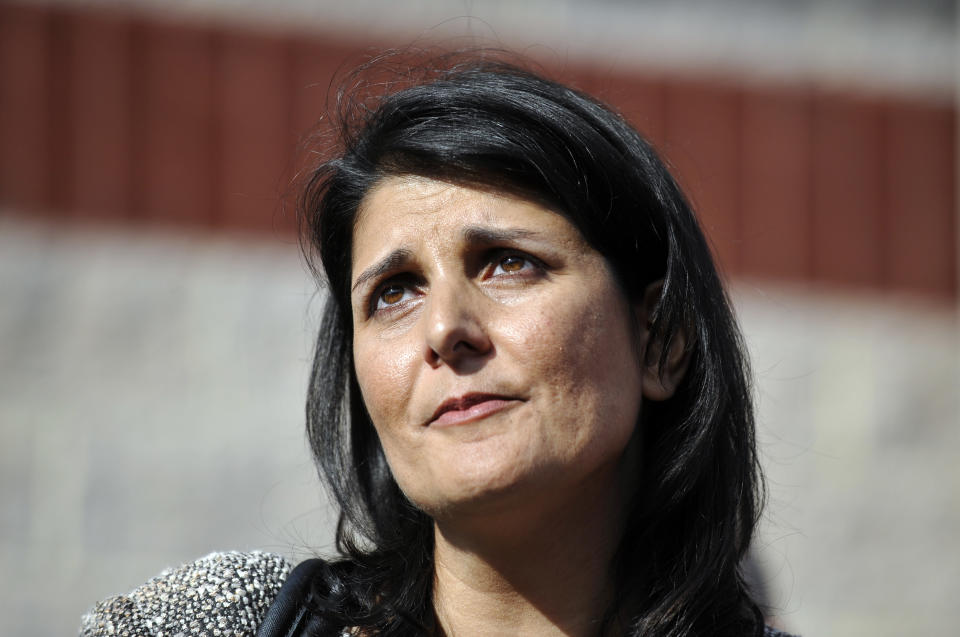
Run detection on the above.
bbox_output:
[256,558,325,637]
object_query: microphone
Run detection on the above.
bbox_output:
[79,551,292,636]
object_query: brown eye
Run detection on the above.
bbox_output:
[497,255,527,273]
[382,286,404,304]
[377,284,409,310]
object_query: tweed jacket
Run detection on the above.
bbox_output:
[80,551,799,637]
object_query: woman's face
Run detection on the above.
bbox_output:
[350,176,645,519]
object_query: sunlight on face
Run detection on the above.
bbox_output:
[350,176,645,520]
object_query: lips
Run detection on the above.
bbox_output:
[427,393,520,427]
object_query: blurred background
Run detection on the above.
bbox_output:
[1,0,957,635]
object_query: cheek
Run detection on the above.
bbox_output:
[353,333,419,428]
[509,286,643,443]
[519,293,638,386]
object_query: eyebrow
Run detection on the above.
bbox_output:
[461,226,541,246]
[351,226,545,294]
[352,248,414,293]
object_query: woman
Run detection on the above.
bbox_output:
[293,57,778,637]
[81,59,790,637]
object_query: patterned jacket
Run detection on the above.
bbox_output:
[80,551,800,637]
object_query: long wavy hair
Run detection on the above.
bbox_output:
[297,56,764,637]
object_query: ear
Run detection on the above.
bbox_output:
[636,280,691,402]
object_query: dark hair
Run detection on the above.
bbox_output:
[298,56,764,637]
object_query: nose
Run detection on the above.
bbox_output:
[423,280,492,368]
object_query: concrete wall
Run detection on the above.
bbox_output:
[1,216,957,636]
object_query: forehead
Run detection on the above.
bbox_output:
[354,175,492,237]
[351,176,581,269]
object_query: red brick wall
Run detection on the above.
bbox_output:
[1,3,955,298]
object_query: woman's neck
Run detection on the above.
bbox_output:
[430,463,630,637]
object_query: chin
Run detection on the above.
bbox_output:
[402,458,561,523]
[415,486,529,524]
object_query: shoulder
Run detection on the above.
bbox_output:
[79,551,293,637]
